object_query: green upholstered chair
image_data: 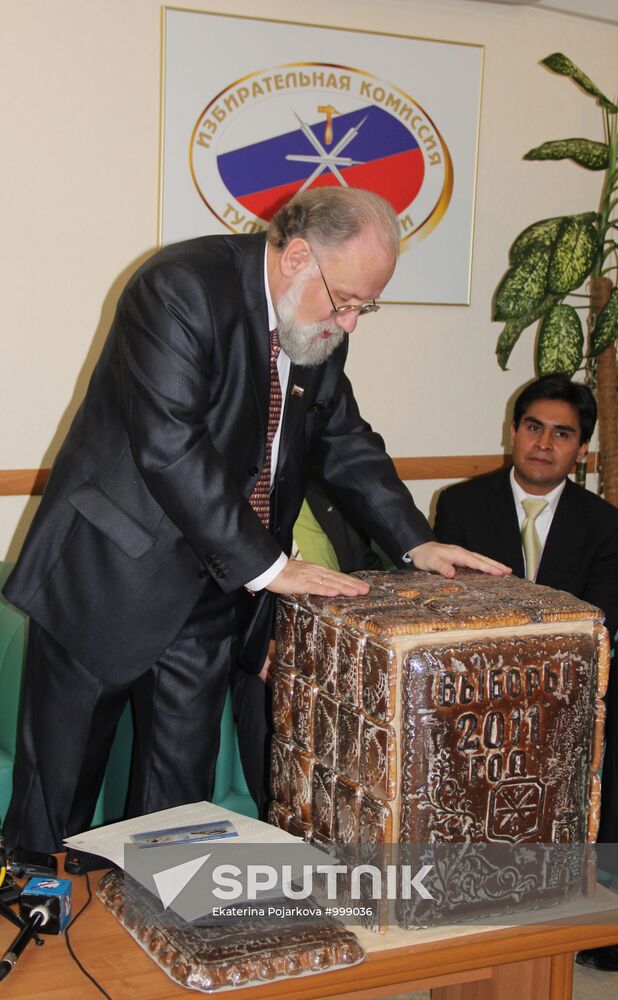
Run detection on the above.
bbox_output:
[0,561,257,831]
[0,563,27,824]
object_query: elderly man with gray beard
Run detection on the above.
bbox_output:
[2,187,508,857]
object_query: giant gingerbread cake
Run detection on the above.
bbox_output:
[269,570,609,927]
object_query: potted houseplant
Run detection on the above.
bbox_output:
[493,54,618,504]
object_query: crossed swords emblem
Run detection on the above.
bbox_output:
[285,108,368,193]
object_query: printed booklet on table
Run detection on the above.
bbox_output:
[130,820,238,847]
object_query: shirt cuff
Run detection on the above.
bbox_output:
[245,552,288,592]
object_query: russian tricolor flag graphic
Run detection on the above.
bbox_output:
[217,105,424,220]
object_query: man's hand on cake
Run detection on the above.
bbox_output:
[409,542,512,578]
[266,559,371,597]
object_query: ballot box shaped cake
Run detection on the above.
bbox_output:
[268,570,609,929]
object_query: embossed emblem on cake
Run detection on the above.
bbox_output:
[487,778,545,842]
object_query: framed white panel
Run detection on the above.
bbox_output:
[161,8,484,304]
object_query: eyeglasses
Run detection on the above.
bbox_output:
[310,250,380,316]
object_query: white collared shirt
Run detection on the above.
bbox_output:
[509,467,566,577]
[244,247,290,591]
[265,246,291,485]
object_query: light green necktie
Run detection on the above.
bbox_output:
[521,498,548,581]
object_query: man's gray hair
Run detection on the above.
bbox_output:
[267,187,400,260]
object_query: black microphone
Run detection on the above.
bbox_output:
[0,903,50,980]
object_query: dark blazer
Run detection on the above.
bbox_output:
[434,467,618,643]
[4,233,432,682]
[305,476,384,574]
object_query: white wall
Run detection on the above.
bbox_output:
[1,0,614,558]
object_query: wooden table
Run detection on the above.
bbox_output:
[1,860,617,1000]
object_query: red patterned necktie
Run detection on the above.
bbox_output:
[249,329,282,527]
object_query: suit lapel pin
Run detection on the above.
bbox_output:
[291,384,304,398]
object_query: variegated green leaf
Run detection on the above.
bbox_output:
[510,218,563,264]
[496,320,527,371]
[537,304,583,376]
[524,139,609,170]
[547,217,597,294]
[493,248,551,321]
[510,213,597,263]
[495,294,561,369]
[541,53,618,113]
[591,287,618,356]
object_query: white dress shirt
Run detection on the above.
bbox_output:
[244,248,290,591]
[509,467,566,578]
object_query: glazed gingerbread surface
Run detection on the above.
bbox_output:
[271,570,607,929]
[97,870,364,991]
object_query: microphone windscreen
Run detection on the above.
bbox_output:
[18,877,72,935]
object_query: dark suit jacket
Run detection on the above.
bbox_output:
[305,476,384,574]
[434,467,618,644]
[5,233,432,682]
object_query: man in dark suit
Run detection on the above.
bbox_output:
[434,373,618,971]
[2,187,507,856]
